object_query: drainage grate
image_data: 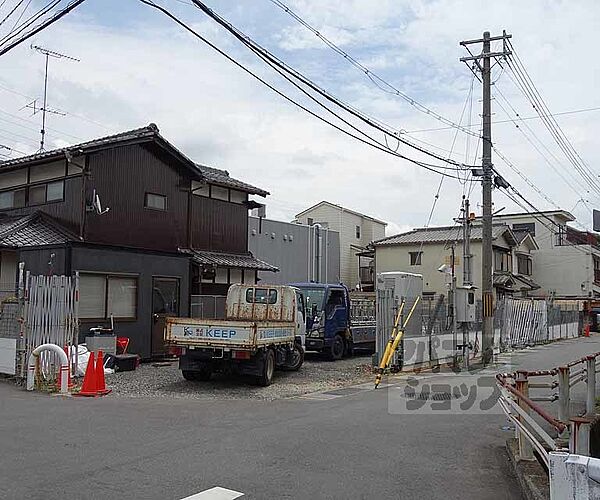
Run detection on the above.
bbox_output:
[401,391,454,401]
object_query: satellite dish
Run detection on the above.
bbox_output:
[92,189,110,215]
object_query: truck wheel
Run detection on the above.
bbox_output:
[182,368,211,382]
[256,349,275,386]
[282,343,304,371]
[327,334,345,361]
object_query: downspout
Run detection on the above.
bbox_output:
[79,154,90,241]
[314,223,322,283]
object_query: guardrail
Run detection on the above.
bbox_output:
[497,352,600,469]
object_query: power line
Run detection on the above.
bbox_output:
[505,40,600,197]
[403,106,600,134]
[139,0,466,179]
[0,0,87,57]
[267,0,481,139]
[190,0,472,169]
[0,1,61,46]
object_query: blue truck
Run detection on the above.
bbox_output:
[291,283,376,360]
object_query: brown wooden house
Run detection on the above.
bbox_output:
[0,123,276,358]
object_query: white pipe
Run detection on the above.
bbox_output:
[27,343,69,395]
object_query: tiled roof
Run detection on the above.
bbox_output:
[374,224,512,246]
[0,125,160,169]
[181,248,278,271]
[196,164,269,197]
[0,212,78,247]
[0,124,268,196]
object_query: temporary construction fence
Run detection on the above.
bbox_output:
[375,294,583,370]
[21,272,80,383]
[500,298,581,349]
[0,264,80,384]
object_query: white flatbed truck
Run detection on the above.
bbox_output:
[165,284,306,386]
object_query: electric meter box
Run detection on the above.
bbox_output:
[455,286,476,323]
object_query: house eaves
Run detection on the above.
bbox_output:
[0,124,269,196]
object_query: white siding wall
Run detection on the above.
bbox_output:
[531,245,593,297]
[496,214,566,250]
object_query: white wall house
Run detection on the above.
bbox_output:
[488,211,600,298]
[373,224,539,300]
[295,201,386,289]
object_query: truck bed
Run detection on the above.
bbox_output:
[165,317,296,349]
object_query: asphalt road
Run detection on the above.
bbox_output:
[3,337,597,500]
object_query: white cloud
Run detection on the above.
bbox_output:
[0,0,598,235]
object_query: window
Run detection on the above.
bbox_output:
[27,180,64,206]
[30,161,65,183]
[517,255,532,276]
[229,268,242,284]
[513,222,536,236]
[46,180,64,201]
[356,225,361,239]
[145,193,166,211]
[79,273,137,319]
[409,251,423,266]
[211,185,229,201]
[191,181,209,197]
[229,190,247,204]
[0,188,25,209]
[29,185,46,205]
[307,217,313,226]
[246,287,277,304]
[0,169,27,189]
[494,250,512,272]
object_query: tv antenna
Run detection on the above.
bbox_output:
[30,45,79,152]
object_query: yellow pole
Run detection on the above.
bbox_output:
[374,296,421,388]
[379,302,404,368]
[388,296,421,357]
[374,301,404,388]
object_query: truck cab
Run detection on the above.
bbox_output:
[290,283,352,360]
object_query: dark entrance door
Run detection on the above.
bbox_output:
[152,277,180,357]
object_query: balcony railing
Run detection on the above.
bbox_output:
[555,228,600,249]
[595,269,600,285]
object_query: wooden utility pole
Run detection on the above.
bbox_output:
[460,31,512,364]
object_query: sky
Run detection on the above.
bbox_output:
[0,0,598,237]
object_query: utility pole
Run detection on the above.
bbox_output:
[461,196,472,370]
[460,31,512,365]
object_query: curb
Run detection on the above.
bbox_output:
[506,438,549,500]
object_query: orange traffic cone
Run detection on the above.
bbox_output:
[74,351,98,397]
[95,350,111,396]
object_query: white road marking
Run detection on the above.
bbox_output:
[180,486,244,500]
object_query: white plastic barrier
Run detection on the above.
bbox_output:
[550,452,600,499]
[26,343,69,395]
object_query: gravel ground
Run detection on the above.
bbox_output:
[107,352,374,401]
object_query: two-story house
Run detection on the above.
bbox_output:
[484,210,600,298]
[373,224,539,300]
[0,124,276,358]
[294,201,386,290]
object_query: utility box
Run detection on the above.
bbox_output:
[455,286,476,323]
